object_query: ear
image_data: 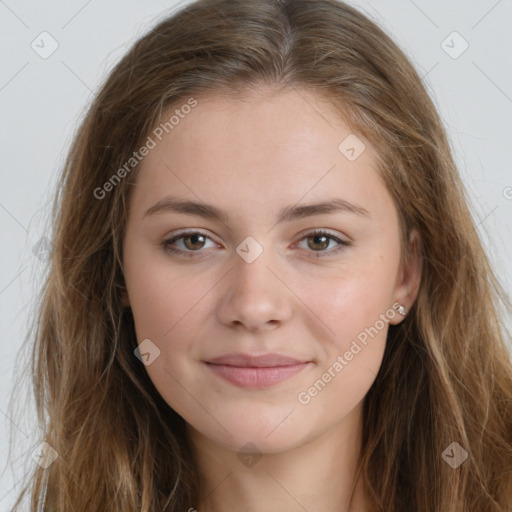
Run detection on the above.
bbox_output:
[388,228,422,325]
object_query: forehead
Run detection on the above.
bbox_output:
[130,87,393,225]
[158,87,358,159]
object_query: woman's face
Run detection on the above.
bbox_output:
[122,87,421,454]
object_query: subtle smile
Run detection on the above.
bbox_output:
[203,353,313,389]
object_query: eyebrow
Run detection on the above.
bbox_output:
[143,196,370,223]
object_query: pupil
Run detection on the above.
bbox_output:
[187,234,204,249]
[311,235,328,250]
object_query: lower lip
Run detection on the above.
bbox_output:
[205,362,310,389]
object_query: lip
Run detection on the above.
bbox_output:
[204,352,312,389]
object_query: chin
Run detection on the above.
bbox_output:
[188,409,314,456]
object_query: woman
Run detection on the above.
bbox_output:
[9,0,512,510]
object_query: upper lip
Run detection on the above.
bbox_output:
[205,353,309,367]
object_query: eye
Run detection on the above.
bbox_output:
[295,229,351,257]
[162,229,351,258]
[162,230,217,257]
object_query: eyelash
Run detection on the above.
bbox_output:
[161,229,351,259]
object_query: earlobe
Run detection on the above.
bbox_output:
[390,229,423,324]
[395,303,407,316]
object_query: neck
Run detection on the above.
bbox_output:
[187,402,368,512]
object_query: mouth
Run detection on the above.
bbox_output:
[203,353,313,389]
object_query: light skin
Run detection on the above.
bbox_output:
[121,86,422,512]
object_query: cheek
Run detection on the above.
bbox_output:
[297,247,398,392]
[123,238,210,340]
[123,254,216,419]
[295,273,391,415]
[304,260,397,344]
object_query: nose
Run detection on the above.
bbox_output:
[215,242,293,332]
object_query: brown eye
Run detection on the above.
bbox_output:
[296,230,351,258]
[182,233,207,251]
[162,230,216,257]
[306,233,330,251]
[163,229,350,259]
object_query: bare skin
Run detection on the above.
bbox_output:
[121,86,422,512]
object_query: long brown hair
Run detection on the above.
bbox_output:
[8,0,512,510]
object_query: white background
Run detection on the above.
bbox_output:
[1,0,511,508]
